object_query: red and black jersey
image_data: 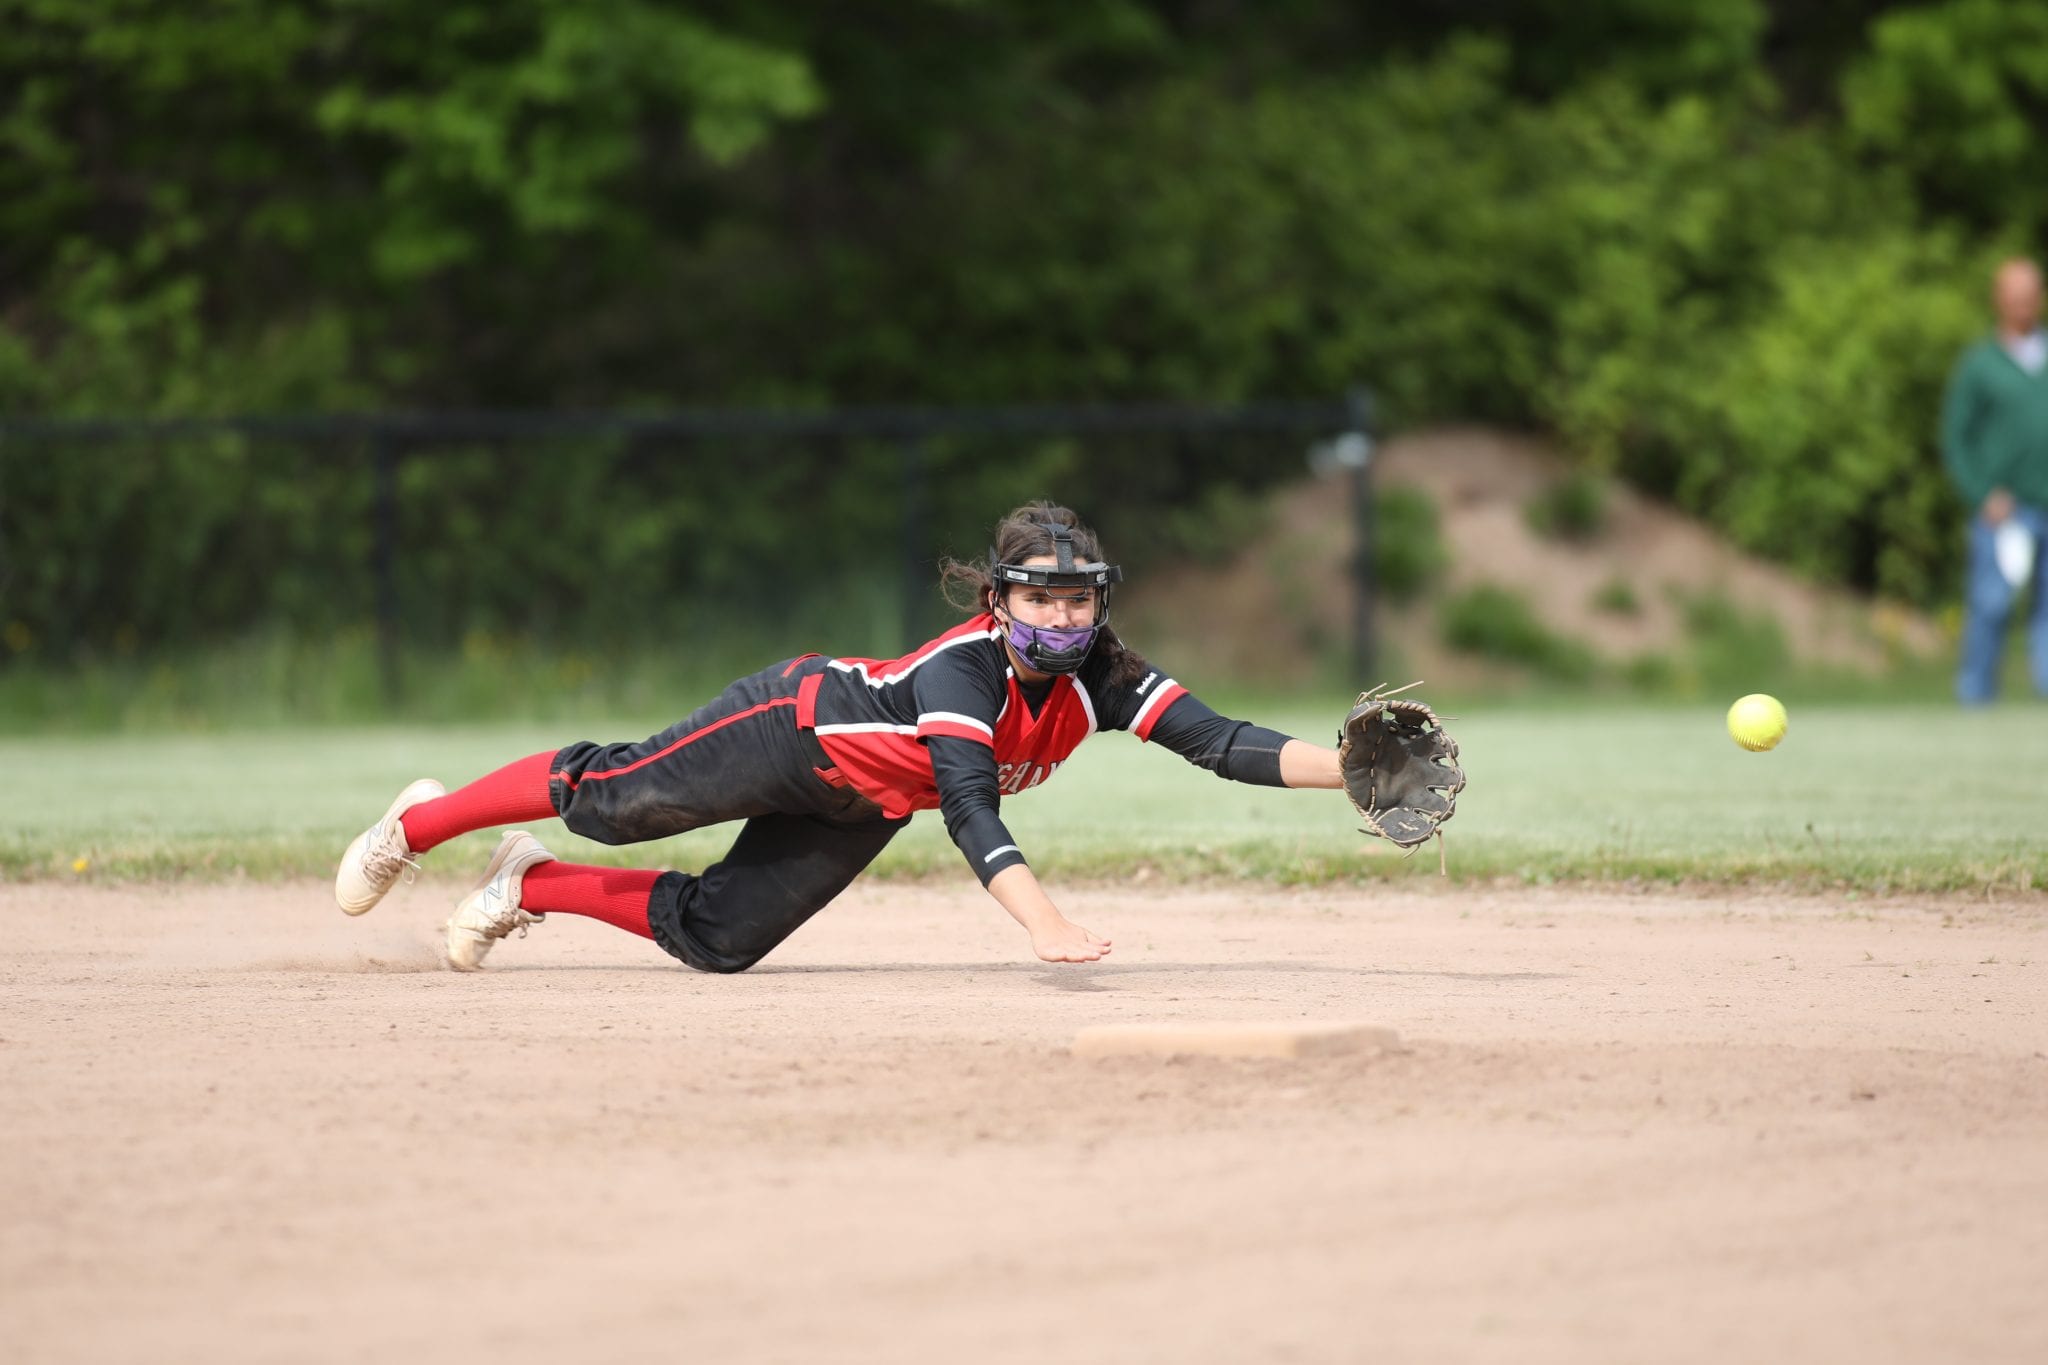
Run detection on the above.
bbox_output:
[791,613,1299,887]
[795,613,1190,819]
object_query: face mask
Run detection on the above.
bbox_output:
[986,520,1119,675]
[1001,616,1099,675]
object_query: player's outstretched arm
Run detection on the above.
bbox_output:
[1133,686,1341,793]
[1278,739,1343,790]
[987,863,1111,964]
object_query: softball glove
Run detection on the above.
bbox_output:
[1337,684,1465,853]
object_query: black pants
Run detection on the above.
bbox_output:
[549,656,907,973]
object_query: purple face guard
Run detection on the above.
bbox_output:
[1003,618,1100,675]
[989,520,1125,675]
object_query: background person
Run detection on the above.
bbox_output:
[1941,257,2048,703]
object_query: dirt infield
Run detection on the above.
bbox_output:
[4,879,2044,1364]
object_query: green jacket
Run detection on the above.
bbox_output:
[1940,335,2048,512]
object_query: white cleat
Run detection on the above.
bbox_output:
[334,778,445,916]
[444,831,556,972]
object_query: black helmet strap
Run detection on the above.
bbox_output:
[1049,522,1077,574]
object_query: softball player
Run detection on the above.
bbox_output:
[335,501,1349,971]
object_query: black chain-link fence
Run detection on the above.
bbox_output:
[0,398,1377,697]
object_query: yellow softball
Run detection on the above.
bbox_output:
[1726,693,1787,752]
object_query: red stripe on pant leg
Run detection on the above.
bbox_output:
[556,697,796,791]
[519,862,658,940]
[399,752,557,853]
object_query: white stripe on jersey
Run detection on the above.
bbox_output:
[919,710,994,737]
[982,844,1022,863]
[829,627,1004,688]
[813,721,919,736]
[1072,678,1098,736]
[1129,676,1180,731]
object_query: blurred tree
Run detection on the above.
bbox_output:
[1841,0,2048,232]
[0,0,2033,648]
[0,0,830,411]
[1356,0,1770,99]
[0,0,1179,410]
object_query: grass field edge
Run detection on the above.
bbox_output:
[9,840,2043,899]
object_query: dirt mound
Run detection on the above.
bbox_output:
[1117,426,1946,688]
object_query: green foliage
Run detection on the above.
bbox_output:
[851,40,1980,603]
[1842,0,2048,232]
[1525,470,1608,542]
[0,428,1298,664]
[1571,231,1986,602]
[1439,584,1596,683]
[1675,588,1792,694]
[0,0,821,413]
[1373,487,1447,603]
[1620,652,1678,694]
[0,0,1170,409]
[0,1,2036,648]
[1591,578,1641,616]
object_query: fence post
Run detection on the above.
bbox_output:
[372,433,401,706]
[1340,389,1378,683]
[0,432,8,654]
[900,436,929,650]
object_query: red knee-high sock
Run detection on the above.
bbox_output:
[519,862,659,940]
[400,751,557,852]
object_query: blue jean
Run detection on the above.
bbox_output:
[1957,502,2048,703]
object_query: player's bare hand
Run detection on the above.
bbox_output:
[1031,918,1112,964]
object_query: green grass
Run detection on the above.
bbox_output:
[9,703,2048,894]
